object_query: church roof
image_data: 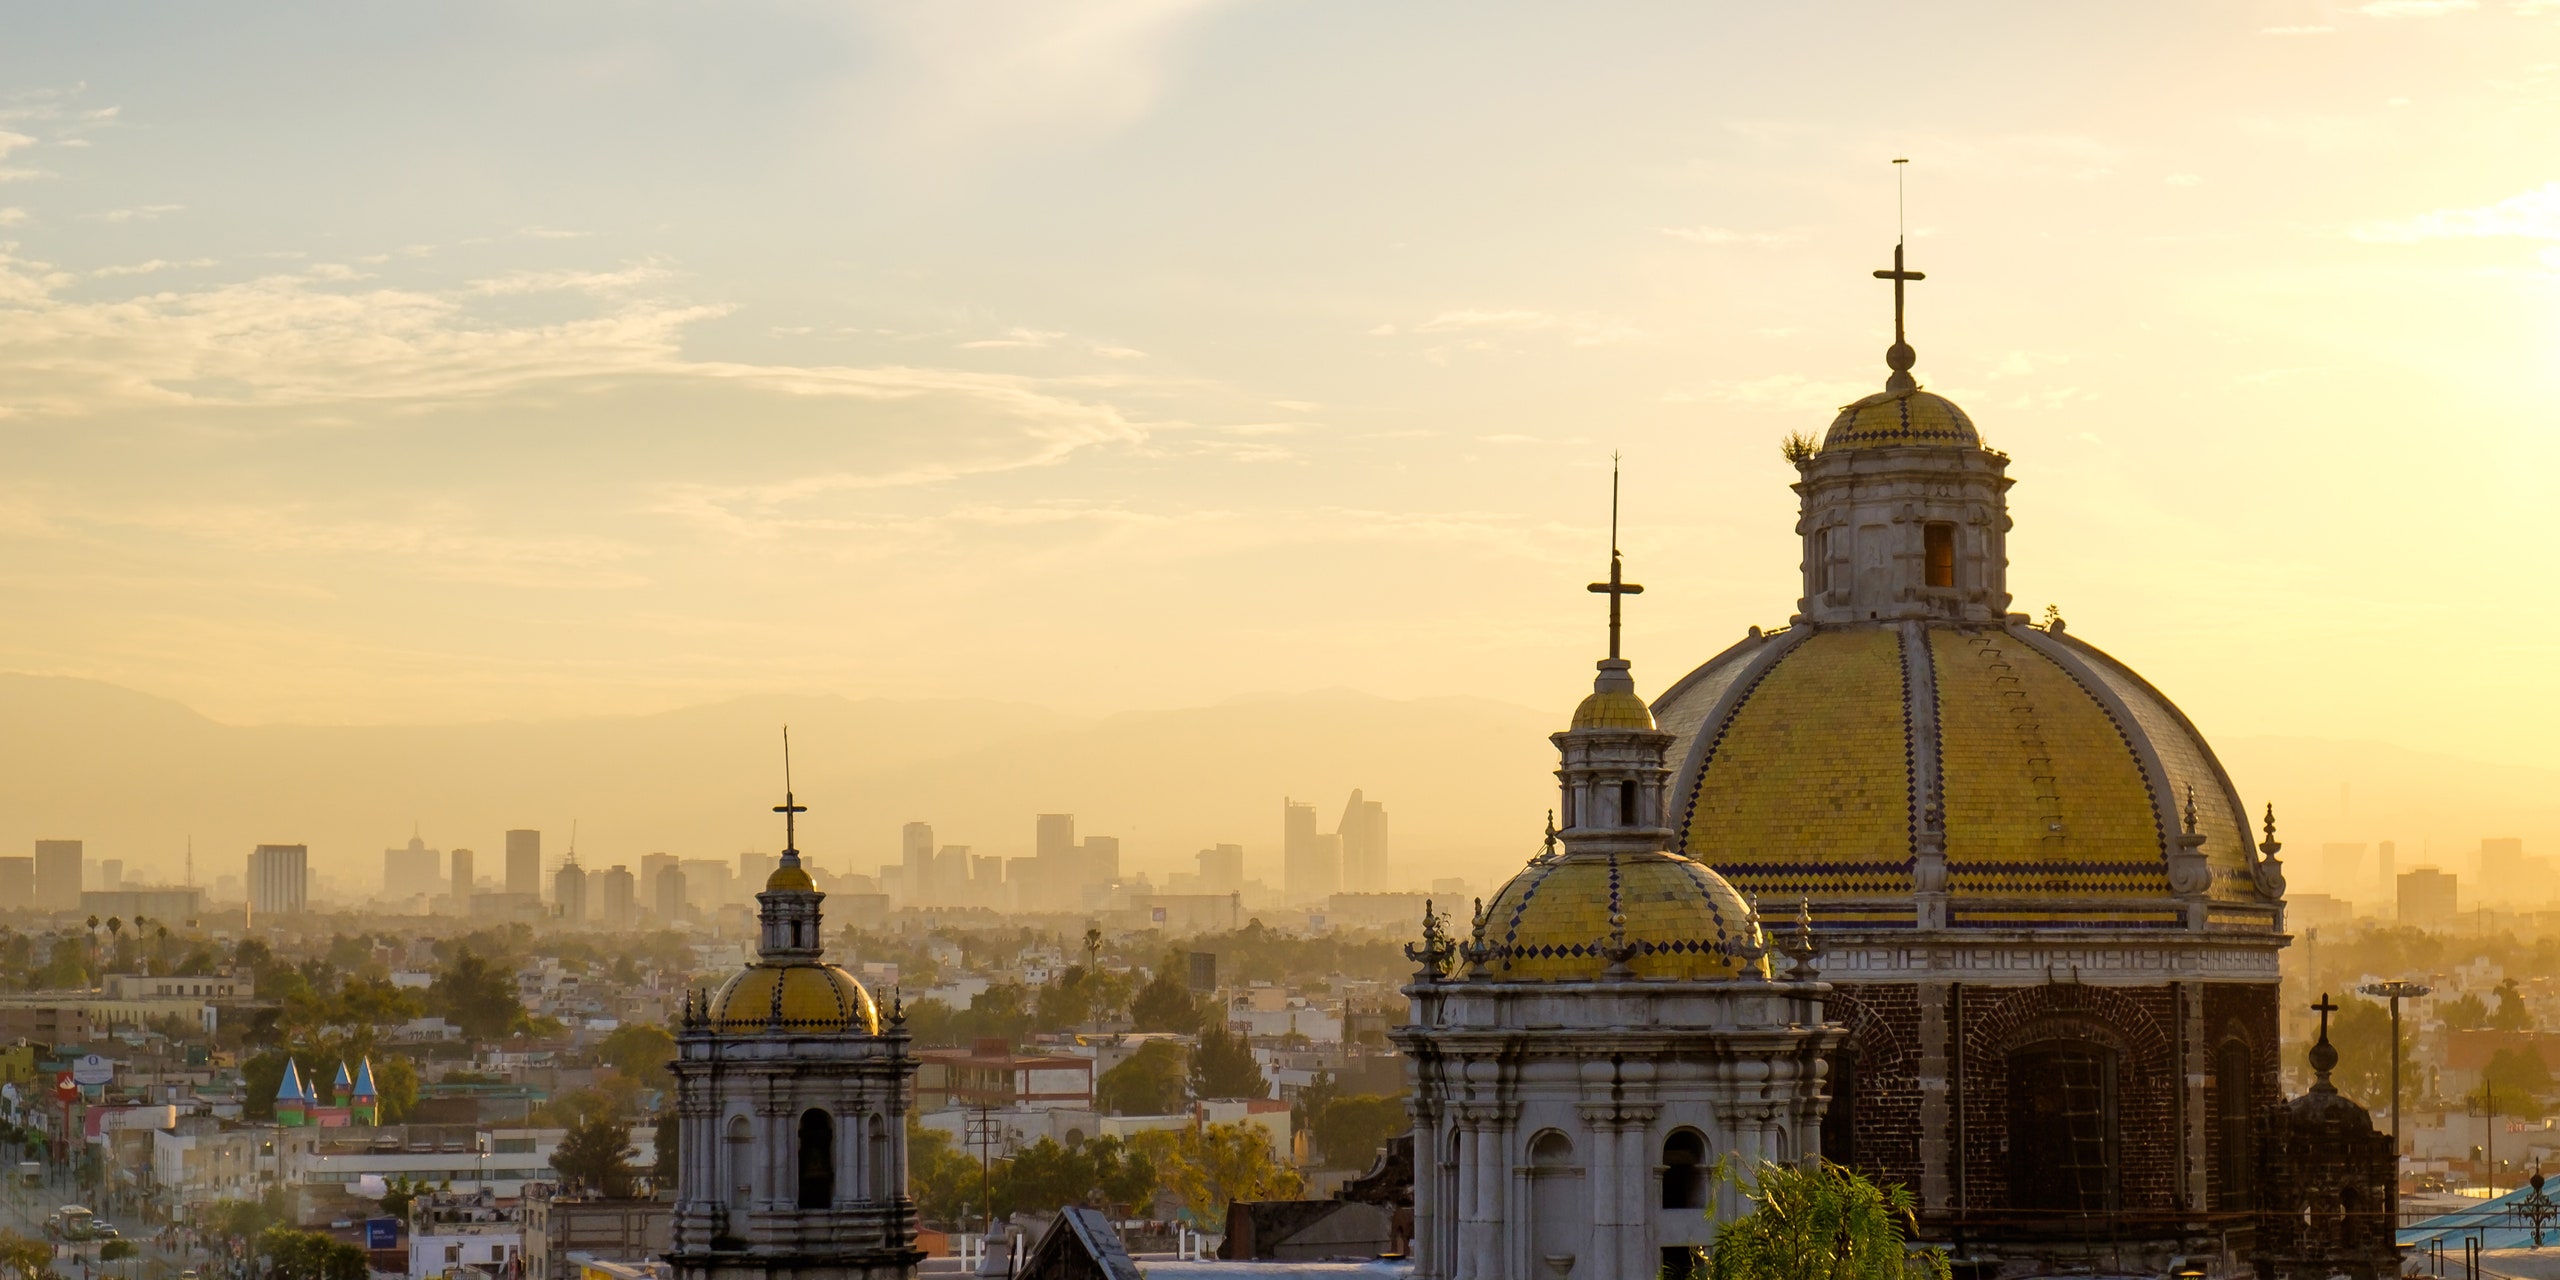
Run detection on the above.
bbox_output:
[1569,687,1655,731]
[1822,385,1980,452]
[1654,621,2270,930]
[705,961,879,1035]
[1473,849,1763,981]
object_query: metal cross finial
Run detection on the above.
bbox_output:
[2312,991,2339,1036]
[1874,241,1926,394]
[774,726,808,858]
[1586,455,1644,661]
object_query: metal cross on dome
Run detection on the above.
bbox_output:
[774,726,807,858]
[1586,454,1643,661]
[2311,991,2339,1037]
[1873,158,1926,392]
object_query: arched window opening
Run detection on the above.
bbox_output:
[2007,1042,2119,1214]
[1661,1130,1708,1210]
[2215,1041,2255,1210]
[1528,1131,1586,1272]
[1619,780,1640,827]
[1924,523,1955,588]
[797,1109,835,1209]
[1820,1044,1861,1168]
[1812,527,1832,594]
[723,1116,754,1211]
[867,1113,891,1203]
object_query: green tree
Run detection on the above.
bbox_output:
[1034,969,1095,1034]
[597,1023,677,1092]
[378,1174,427,1220]
[2444,993,2490,1033]
[1189,1022,1268,1100]
[908,1116,986,1229]
[1129,1122,1301,1227]
[1097,1040,1188,1115]
[2479,1048,2553,1117]
[0,1231,55,1280]
[2491,979,2533,1032]
[97,1242,137,1264]
[431,947,528,1040]
[551,1110,638,1197]
[2325,996,2405,1112]
[1705,1160,1949,1280]
[1130,962,1204,1034]
[653,1108,678,1188]
[258,1228,367,1280]
[1310,1094,1407,1171]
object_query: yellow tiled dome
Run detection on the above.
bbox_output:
[1570,688,1656,731]
[1476,850,1764,981]
[1822,386,1980,451]
[707,962,879,1034]
[765,860,816,892]
[1652,622,2267,929]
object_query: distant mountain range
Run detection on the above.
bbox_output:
[2,673,2550,906]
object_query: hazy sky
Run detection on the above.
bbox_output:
[3,2,2557,772]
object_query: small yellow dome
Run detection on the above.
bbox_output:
[1476,850,1763,981]
[1571,688,1657,731]
[1823,386,1979,451]
[706,962,878,1034]
[766,860,815,892]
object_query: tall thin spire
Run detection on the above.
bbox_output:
[1874,158,1925,393]
[1585,454,1644,661]
[774,726,807,862]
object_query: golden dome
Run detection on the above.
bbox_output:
[1571,688,1657,731]
[1653,622,2270,929]
[1822,386,1979,452]
[765,860,815,892]
[706,962,879,1034]
[1476,850,1763,981]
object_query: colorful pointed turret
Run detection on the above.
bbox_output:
[276,1058,309,1127]
[331,1060,352,1107]
[349,1057,380,1126]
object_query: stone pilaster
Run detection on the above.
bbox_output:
[1916,980,1952,1211]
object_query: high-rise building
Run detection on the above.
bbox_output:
[654,865,688,926]
[99,859,124,893]
[1337,789,1390,891]
[901,822,934,903]
[2376,840,2397,907]
[1283,799,1336,903]
[2398,867,2458,929]
[2482,838,2528,889]
[555,859,589,926]
[1036,814,1076,863]
[739,851,780,895]
[505,830,542,898]
[384,836,442,900]
[0,858,31,904]
[597,865,637,929]
[641,851,677,892]
[1197,844,1245,895]
[1081,835,1121,883]
[248,844,309,916]
[33,840,81,911]
[679,858,732,912]
[451,847,476,905]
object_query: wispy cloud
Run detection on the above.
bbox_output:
[84,204,183,223]
[2351,181,2560,242]
[958,327,1066,350]
[0,208,26,227]
[1662,374,1876,412]
[2261,24,2337,33]
[518,226,591,240]
[92,258,217,279]
[1386,308,1645,348]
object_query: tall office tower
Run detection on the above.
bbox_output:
[451,847,476,905]
[679,858,731,912]
[902,822,935,902]
[506,830,542,898]
[33,841,81,911]
[100,859,125,893]
[0,858,29,904]
[1032,813,1077,902]
[384,836,443,900]
[654,865,688,925]
[248,844,310,916]
[2398,867,2458,928]
[555,859,589,926]
[597,865,637,929]
[739,851,780,893]
[1081,836,1121,883]
[1336,789,1390,891]
[641,852,676,892]
[972,854,1005,904]
[926,846,973,904]
[1312,833,1343,902]
[2482,837,2528,888]
[1197,844,1245,895]
[1282,798,1322,904]
[1036,814,1076,863]
[2377,840,2397,907]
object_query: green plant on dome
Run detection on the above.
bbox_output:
[1689,1159,1949,1280]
